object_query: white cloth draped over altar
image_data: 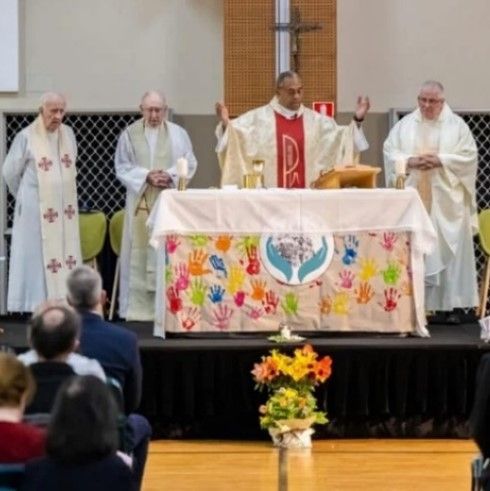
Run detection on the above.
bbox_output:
[149,188,437,338]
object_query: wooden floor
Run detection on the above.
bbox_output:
[142,439,478,491]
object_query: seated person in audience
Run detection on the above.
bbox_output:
[18,304,106,380]
[20,375,137,491]
[18,305,105,414]
[66,266,151,487]
[0,352,45,462]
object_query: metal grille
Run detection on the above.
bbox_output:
[388,109,490,312]
[3,112,141,226]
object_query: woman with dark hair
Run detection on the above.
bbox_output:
[0,352,45,462]
[21,375,137,491]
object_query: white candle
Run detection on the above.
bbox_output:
[281,325,291,339]
[176,157,188,178]
[395,159,406,175]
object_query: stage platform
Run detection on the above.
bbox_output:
[2,318,489,440]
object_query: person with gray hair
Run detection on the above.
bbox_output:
[66,264,103,312]
[66,266,151,486]
[114,90,198,321]
[2,92,81,312]
[384,81,478,323]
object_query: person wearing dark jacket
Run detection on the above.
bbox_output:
[66,266,151,488]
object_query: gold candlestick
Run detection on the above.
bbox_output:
[395,174,406,190]
[177,177,187,191]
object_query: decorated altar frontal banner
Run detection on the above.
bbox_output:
[163,230,414,334]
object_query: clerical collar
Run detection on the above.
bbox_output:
[278,106,299,119]
[270,96,304,119]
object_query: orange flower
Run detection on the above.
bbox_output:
[314,356,332,383]
[251,356,279,383]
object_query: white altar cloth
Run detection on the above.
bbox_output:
[149,188,437,337]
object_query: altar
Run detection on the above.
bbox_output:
[149,188,437,338]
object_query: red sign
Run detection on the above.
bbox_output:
[312,101,335,118]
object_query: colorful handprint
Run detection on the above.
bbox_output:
[233,290,246,307]
[212,304,234,330]
[380,288,401,312]
[215,234,232,253]
[246,245,261,275]
[165,264,173,284]
[166,235,181,254]
[208,284,225,303]
[358,257,378,281]
[262,290,279,314]
[166,286,183,314]
[189,234,209,247]
[188,249,211,276]
[338,270,355,289]
[245,305,263,320]
[342,235,359,265]
[236,236,260,255]
[209,254,227,278]
[355,281,374,304]
[380,232,397,252]
[174,262,190,291]
[381,261,401,285]
[227,264,245,294]
[332,292,349,315]
[318,295,332,315]
[281,292,299,316]
[188,278,207,306]
[178,307,200,331]
[250,279,267,301]
[400,280,413,296]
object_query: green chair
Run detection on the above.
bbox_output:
[79,211,108,270]
[478,210,490,318]
[109,210,125,320]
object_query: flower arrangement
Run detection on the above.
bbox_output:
[251,344,332,447]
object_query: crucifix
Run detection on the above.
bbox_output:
[273,0,323,74]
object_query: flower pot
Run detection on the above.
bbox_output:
[268,427,314,449]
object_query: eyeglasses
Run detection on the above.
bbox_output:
[418,96,443,105]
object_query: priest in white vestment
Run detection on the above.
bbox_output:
[384,80,478,318]
[2,92,81,312]
[215,71,370,188]
[115,91,197,321]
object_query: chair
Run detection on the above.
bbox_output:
[0,463,25,490]
[108,210,125,320]
[106,376,125,413]
[79,211,107,270]
[478,210,490,318]
[26,362,76,414]
[106,376,132,454]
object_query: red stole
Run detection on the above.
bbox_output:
[275,112,305,188]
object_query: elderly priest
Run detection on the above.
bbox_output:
[115,90,197,321]
[2,92,81,312]
[383,80,478,322]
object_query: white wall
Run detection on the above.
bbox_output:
[338,0,490,112]
[3,1,490,114]
[0,0,223,113]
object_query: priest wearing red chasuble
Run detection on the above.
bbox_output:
[216,71,370,188]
